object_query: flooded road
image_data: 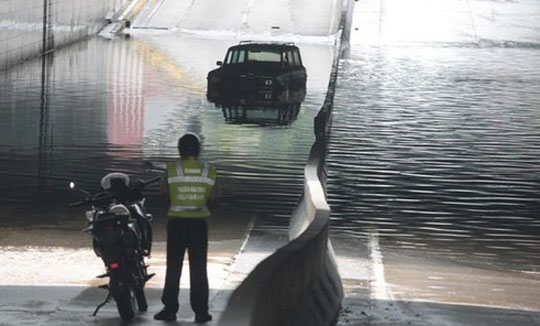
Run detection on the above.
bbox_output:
[0,29,333,325]
[328,43,540,271]
[0,34,333,228]
[329,0,540,273]
[2,0,540,324]
[329,1,540,324]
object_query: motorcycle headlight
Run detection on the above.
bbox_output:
[85,210,94,221]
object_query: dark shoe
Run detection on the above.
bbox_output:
[154,308,177,322]
[195,313,212,323]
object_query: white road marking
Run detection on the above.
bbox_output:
[368,228,394,301]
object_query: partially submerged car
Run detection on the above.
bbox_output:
[207,41,307,106]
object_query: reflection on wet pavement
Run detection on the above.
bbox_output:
[0,35,332,229]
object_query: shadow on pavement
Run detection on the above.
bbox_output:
[0,285,233,326]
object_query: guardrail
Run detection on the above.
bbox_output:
[219,26,345,326]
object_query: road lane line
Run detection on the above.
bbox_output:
[368,228,394,301]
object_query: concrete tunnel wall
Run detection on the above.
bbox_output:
[0,0,127,71]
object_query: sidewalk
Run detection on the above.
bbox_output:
[0,210,289,325]
[332,233,370,326]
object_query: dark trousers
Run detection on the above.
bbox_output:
[161,218,209,315]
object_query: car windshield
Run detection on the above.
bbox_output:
[225,48,282,64]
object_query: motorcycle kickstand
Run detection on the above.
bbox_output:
[93,292,112,316]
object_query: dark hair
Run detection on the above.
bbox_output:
[178,133,201,158]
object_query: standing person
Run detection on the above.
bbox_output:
[154,132,216,323]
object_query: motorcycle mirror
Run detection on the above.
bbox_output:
[69,181,90,196]
[85,210,94,221]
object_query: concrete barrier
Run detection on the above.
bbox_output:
[219,142,343,326]
[219,20,346,326]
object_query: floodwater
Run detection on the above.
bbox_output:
[327,0,540,273]
[0,34,334,229]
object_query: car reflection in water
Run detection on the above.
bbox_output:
[209,79,305,126]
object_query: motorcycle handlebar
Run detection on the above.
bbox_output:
[68,191,112,207]
[69,200,84,207]
[69,176,160,207]
[138,176,161,187]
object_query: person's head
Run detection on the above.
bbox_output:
[178,132,201,158]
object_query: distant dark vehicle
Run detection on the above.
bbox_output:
[207,41,307,106]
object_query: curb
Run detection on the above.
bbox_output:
[100,0,149,37]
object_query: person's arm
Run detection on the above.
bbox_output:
[208,167,219,209]
[160,171,169,206]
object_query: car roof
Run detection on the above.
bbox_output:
[228,41,300,51]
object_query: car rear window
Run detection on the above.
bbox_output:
[225,48,283,64]
[246,49,281,62]
[224,46,300,64]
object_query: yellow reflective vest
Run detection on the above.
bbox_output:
[166,158,216,218]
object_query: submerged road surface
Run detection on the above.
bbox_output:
[331,0,540,325]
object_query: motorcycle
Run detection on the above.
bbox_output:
[69,172,160,321]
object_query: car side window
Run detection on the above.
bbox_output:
[225,50,246,64]
[293,50,302,66]
[232,50,240,64]
[288,50,296,66]
[225,50,233,64]
[283,51,289,66]
[238,50,245,63]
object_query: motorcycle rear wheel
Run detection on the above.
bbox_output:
[114,285,136,321]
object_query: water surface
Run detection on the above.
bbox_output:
[0,34,333,228]
[327,1,540,272]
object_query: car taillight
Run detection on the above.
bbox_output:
[104,222,114,228]
[109,262,119,270]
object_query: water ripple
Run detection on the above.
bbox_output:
[328,44,540,271]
